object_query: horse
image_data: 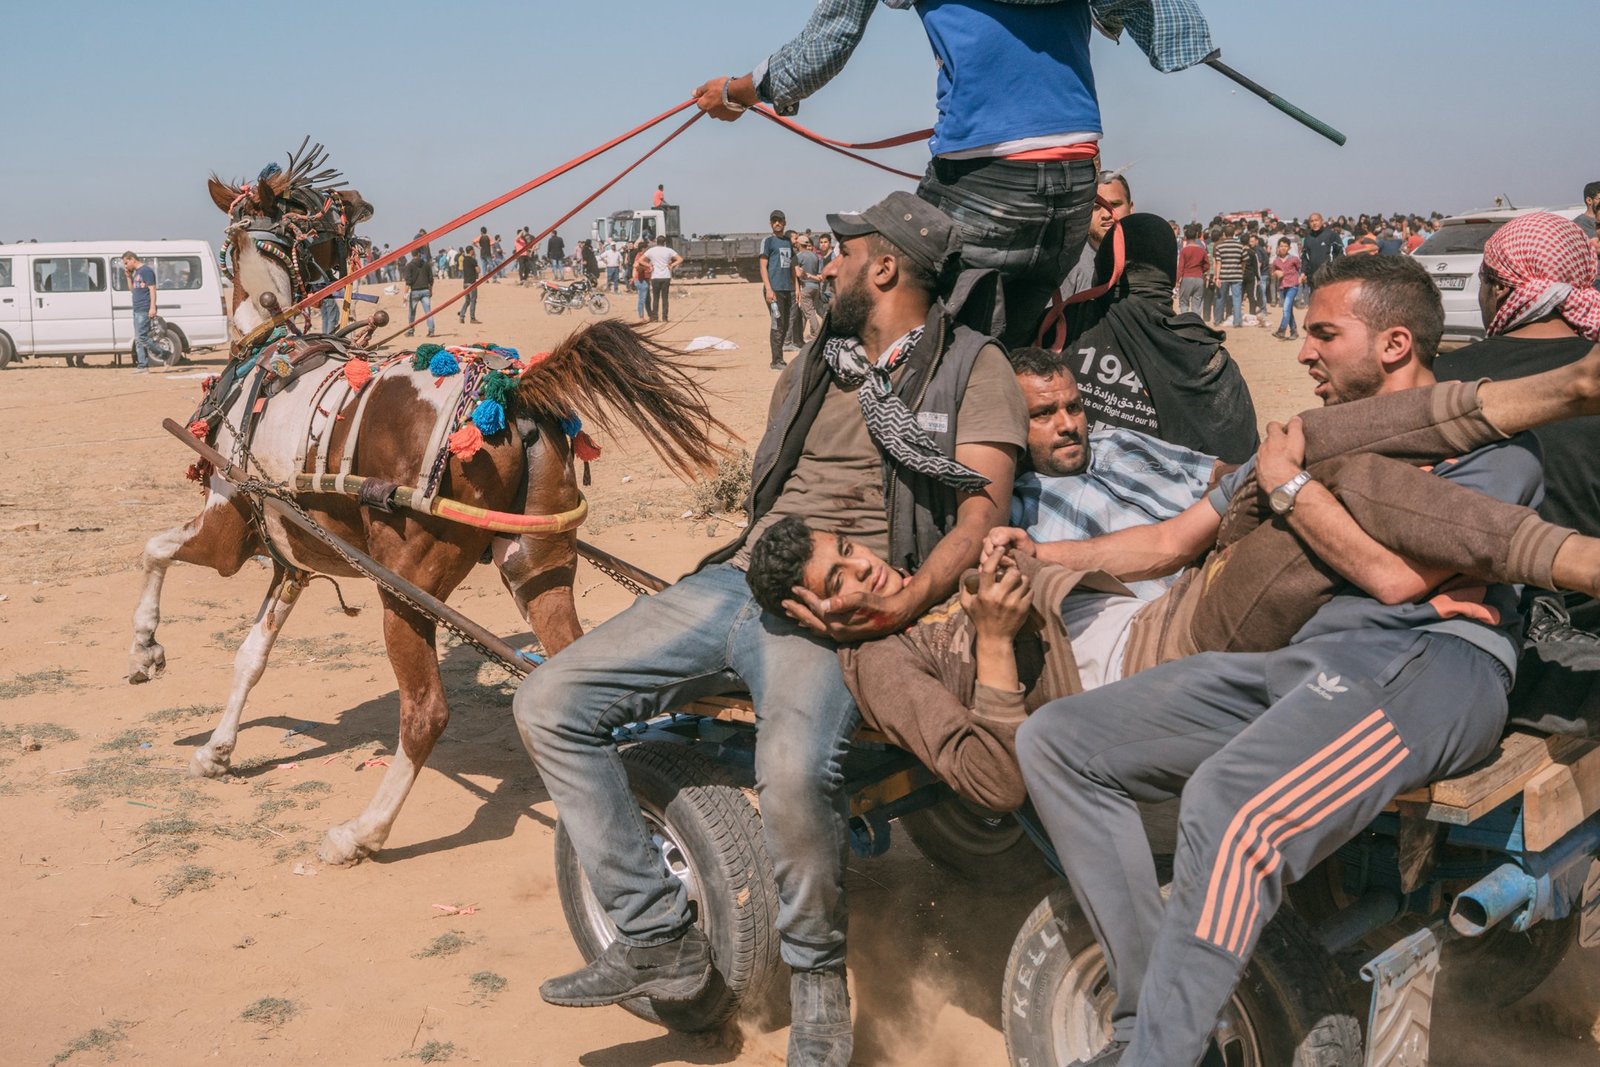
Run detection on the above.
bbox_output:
[129,149,730,865]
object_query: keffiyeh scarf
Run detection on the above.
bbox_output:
[820,326,991,492]
[1484,212,1600,341]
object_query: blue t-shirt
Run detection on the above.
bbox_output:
[130,264,156,312]
[919,0,1099,156]
[1209,437,1546,675]
[762,235,794,293]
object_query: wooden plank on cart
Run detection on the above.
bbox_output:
[1523,742,1600,851]
[1394,731,1592,825]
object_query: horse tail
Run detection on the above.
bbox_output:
[516,320,735,480]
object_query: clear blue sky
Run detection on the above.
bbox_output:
[3,0,1591,250]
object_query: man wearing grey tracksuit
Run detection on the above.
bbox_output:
[1017,446,1540,1066]
[1009,254,1547,1067]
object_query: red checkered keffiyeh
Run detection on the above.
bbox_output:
[1483,212,1600,341]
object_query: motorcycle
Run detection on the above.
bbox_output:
[540,277,609,316]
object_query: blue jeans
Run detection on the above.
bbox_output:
[458,286,478,321]
[514,563,860,970]
[918,155,1098,348]
[1278,285,1299,333]
[606,265,620,292]
[635,278,649,318]
[320,297,341,335]
[131,307,155,367]
[551,257,566,280]
[1221,281,1243,327]
[406,290,434,335]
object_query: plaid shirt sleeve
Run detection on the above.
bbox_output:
[752,0,883,110]
[754,0,1213,108]
[1088,0,1216,73]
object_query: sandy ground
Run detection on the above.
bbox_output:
[2,277,1597,1066]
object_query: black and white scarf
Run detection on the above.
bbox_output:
[820,326,990,492]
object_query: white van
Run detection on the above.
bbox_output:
[0,239,230,369]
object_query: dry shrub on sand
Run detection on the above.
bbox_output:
[690,448,752,516]
[0,668,81,700]
[50,1019,131,1065]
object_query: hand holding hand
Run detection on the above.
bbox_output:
[961,550,1031,641]
[984,527,1037,561]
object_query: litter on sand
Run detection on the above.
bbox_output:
[683,336,738,352]
[430,903,479,917]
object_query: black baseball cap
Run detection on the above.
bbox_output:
[827,191,959,276]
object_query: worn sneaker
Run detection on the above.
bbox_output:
[539,926,712,1007]
[788,967,852,1067]
[769,360,786,370]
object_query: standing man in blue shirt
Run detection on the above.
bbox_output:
[761,209,798,369]
[693,0,1215,349]
[121,251,159,371]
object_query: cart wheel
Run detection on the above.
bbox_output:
[1440,912,1577,1008]
[588,293,611,315]
[1002,886,1362,1067]
[555,741,782,1032]
[900,800,1051,889]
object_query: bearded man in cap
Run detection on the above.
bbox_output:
[516,191,1025,1066]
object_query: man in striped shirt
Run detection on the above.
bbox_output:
[1211,224,1247,328]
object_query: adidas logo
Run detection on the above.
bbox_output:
[1307,672,1350,701]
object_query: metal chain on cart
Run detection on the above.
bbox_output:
[221,415,533,680]
[578,551,653,599]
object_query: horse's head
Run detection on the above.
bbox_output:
[208,141,375,347]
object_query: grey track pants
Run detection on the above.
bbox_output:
[1017,630,1509,1067]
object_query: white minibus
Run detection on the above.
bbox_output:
[0,239,229,368]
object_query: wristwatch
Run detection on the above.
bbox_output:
[1268,470,1314,516]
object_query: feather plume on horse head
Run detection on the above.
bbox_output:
[207,136,373,224]
[516,320,736,481]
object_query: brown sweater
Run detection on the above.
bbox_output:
[838,556,1120,812]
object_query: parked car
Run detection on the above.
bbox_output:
[0,239,229,368]
[1413,207,1595,344]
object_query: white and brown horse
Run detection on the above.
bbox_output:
[129,168,728,865]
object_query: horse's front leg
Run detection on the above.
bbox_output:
[319,590,448,865]
[128,522,193,683]
[191,569,303,778]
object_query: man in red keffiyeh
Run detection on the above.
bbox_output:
[1479,211,1600,341]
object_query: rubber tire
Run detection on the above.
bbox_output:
[588,293,611,315]
[554,741,782,1032]
[1438,912,1577,1008]
[900,800,1052,889]
[1002,886,1363,1067]
[543,298,566,315]
[0,333,12,369]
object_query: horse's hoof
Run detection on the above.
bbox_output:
[127,643,167,684]
[318,822,370,866]
[189,747,232,779]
